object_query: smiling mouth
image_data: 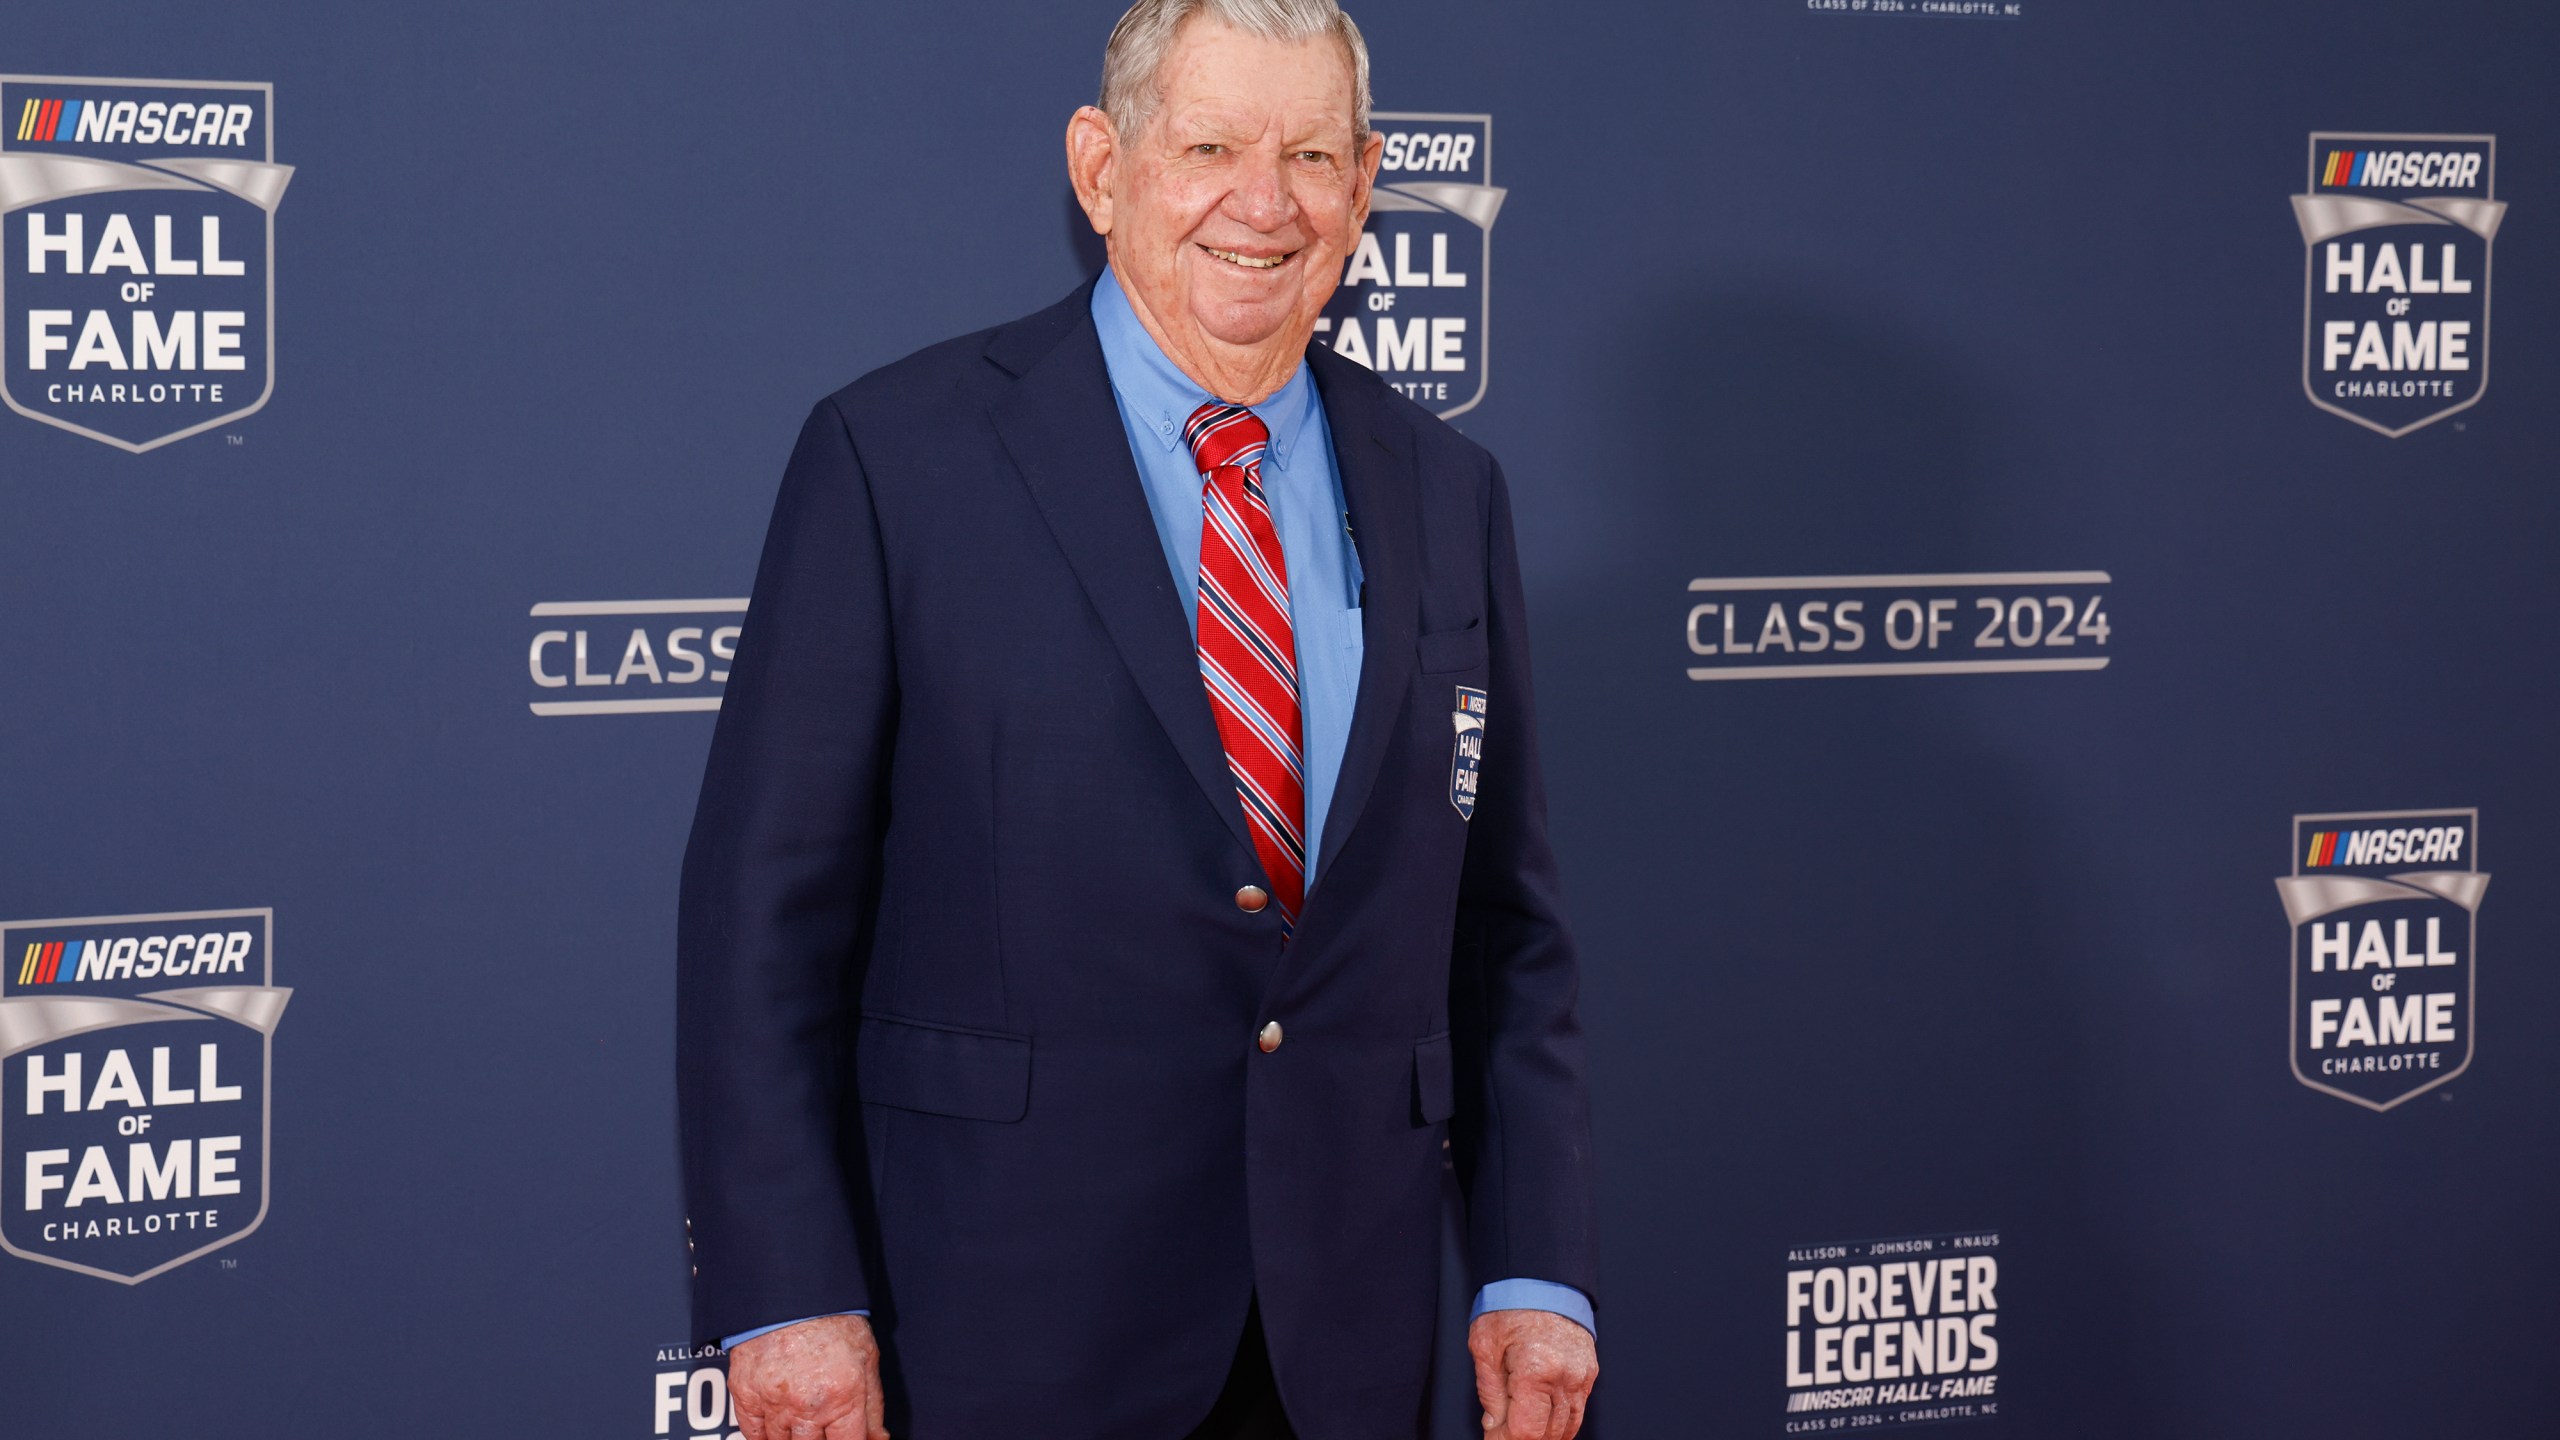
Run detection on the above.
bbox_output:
[1199,244,1296,270]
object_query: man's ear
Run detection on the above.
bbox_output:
[1066,106,1119,236]
[1350,128,1385,231]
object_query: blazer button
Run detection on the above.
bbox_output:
[1258,1021,1284,1053]
[1234,885,1270,913]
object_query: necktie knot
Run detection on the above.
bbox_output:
[1184,402,1270,475]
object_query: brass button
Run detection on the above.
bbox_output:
[1235,885,1270,913]
[1258,1021,1284,1054]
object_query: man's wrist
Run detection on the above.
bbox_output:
[721,1310,870,1351]
[1470,1279,1596,1339]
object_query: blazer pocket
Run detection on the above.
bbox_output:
[1412,1030,1457,1125]
[857,1013,1032,1123]
[1417,620,1487,674]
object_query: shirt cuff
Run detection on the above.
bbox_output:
[721,1310,868,1351]
[1470,1279,1596,1339]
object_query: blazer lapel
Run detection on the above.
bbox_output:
[1305,350,1421,896]
[987,297,1258,860]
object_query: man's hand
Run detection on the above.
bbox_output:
[728,1314,889,1440]
[1469,1309,1596,1440]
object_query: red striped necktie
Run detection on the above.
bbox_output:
[1184,402,1305,925]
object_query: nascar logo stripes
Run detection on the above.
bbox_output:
[16,97,76,141]
[17,941,69,985]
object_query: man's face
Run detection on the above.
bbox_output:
[1094,20,1376,372]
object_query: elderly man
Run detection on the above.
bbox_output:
[677,2,1597,1436]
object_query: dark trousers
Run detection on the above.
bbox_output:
[1184,1300,1296,1440]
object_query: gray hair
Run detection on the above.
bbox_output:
[1099,0,1371,144]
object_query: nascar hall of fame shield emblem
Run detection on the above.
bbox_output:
[0,909,290,1282]
[1,75,293,452]
[2276,811,2486,1111]
[1322,113,1504,419]
[2292,133,2503,437]
[1449,686,1486,820]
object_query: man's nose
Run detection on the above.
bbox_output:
[1227,152,1298,231]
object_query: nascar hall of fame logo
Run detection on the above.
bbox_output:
[1321,113,1503,419]
[1448,685,1486,819]
[1784,1230,2001,1431]
[1,75,292,452]
[2292,133,2503,436]
[652,1341,740,1440]
[526,597,746,716]
[0,909,290,1282]
[2276,810,2487,1111]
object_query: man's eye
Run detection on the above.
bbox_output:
[1297,151,1331,164]
[1193,143,1224,155]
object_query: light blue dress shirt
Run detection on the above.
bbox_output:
[1090,265,1366,867]
[720,270,1590,1349]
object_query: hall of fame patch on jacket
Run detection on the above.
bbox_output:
[1450,686,1486,820]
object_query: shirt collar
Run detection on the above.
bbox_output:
[1091,265,1317,472]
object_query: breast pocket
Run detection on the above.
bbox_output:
[1416,620,1486,674]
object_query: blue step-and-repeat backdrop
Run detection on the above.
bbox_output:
[3,2,2553,1435]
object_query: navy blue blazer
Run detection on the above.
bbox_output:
[677,281,1597,1438]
